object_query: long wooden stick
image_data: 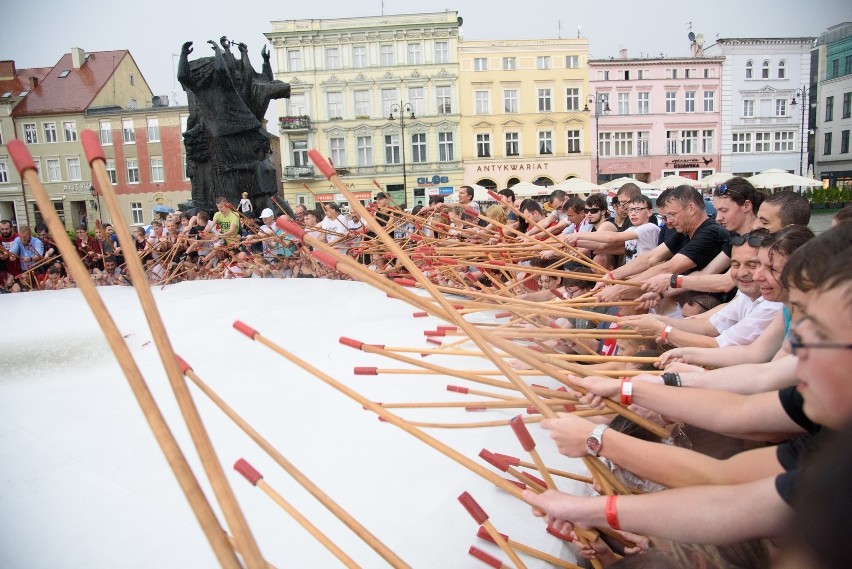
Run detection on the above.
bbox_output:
[6,140,243,569]
[476,526,582,569]
[81,131,267,569]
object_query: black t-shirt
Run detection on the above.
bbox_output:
[658,223,680,246]
[663,217,730,272]
[774,387,827,505]
[606,216,633,232]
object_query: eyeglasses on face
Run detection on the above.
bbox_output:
[729,229,770,247]
[662,208,684,221]
[584,208,601,214]
[628,207,648,213]
[787,330,852,356]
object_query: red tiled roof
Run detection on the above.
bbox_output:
[0,64,50,100]
[12,50,131,116]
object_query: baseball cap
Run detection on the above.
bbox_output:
[375,192,388,200]
[260,208,274,218]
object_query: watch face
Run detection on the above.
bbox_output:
[587,436,602,454]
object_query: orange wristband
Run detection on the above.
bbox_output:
[606,495,621,530]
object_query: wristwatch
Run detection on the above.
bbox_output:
[585,424,609,457]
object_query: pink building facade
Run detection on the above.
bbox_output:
[588,52,724,184]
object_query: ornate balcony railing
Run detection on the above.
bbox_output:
[283,165,316,179]
[279,115,311,131]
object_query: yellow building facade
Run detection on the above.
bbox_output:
[458,39,592,193]
[265,12,465,209]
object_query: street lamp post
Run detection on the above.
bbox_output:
[584,94,610,183]
[790,85,811,177]
[389,101,415,201]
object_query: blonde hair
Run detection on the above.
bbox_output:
[484,205,508,225]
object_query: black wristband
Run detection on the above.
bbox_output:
[662,372,682,387]
[670,274,679,288]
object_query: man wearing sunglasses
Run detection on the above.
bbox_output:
[523,223,852,548]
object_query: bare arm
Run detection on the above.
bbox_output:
[676,355,798,394]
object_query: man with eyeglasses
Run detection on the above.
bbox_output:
[522,223,852,548]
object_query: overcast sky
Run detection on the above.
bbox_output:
[2,0,849,106]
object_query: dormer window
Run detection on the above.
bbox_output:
[59,70,70,78]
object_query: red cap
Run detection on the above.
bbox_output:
[521,472,547,488]
[495,312,513,318]
[234,458,263,486]
[175,355,193,374]
[479,450,510,472]
[233,320,258,339]
[487,190,501,200]
[492,452,520,467]
[476,525,508,544]
[458,491,488,524]
[437,257,458,265]
[80,129,106,165]
[468,546,503,569]
[409,233,423,241]
[563,404,577,412]
[6,140,37,173]
[275,217,306,238]
[353,367,378,375]
[339,337,365,350]
[424,329,445,337]
[426,338,442,346]
[413,311,428,317]
[526,407,541,415]
[465,406,487,412]
[311,250,338,270]
[308,149,336,179]
[446,385,469,394]
[510,415,536,451]
[502,477,527,490]
[437,325,457,332]
[489,260,507,266]
[394,278,417,287]
[546,525,574,542]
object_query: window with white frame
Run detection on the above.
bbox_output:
[665,92,676,113]
[666,131,679,155]
[46,159,61,181]
[778,60,786,79]
[702,130,715,153]
[755,132,772,152]
[145,117,158,142]
[475,90,490,114]
[637,131,650,155]
[44,122,58,143]
[745,60,753,79]
[380,45,393,66]
[408,87,425,116]
[638,92,650,114]
[503,57,516,70]
[566,130,581,153]
[598,132,612,157]
[666,68,678,79]
[680,130,698,154]
[566,88,580,111]
[685,68,695,78]
[122,119,135,143]
[130,202,144,225]
[537,56,551,70]
[775,131,795,152]
[617,92,629,115]
[24,123,37,144]
[566,55,579,69]
[538,88,552,112]
[291,140,308,166]
[685,91,696,113]
[505,132,519,156]
[32,160,41,181]
[614,132,633,156]
[357,136,373,166]
[538,131,553,155]
[824,132,832,155]
[761,60,770,79]
[407,43,422,65]
[288,50,302,72]
[437,86,452,114]
[474,57,487,71]
[330,137,346,167]
[381,88,398,118]
[825,96,834,121]
[126,158,140,183]
[325,47,340,70]
[504,89,519,113]
[743,100,755,117]
[844,93,852,118]
[438,132,454,162]
[67,158,81,181]
[327,92,343,119]
[352,45,367,68]
[776,99,787,117]
[435,41,449,64]
[179,115,188,134]
[354,90,371,117]
[732,132,752,153]
[476,133,491,157]
[704,91,715,112]
[637,69,650,79]
[411,133,427,163]
[288,93,306,116]
[150,157,164,182]
[0,160,7,184]
[99,120,112,145]
[182,154,189,179]
[384,134,400,164]
[105,159,117,184]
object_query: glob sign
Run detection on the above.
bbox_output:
[417,175,450,186]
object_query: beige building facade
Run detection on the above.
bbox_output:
[265,12,464,209]
[458,38,592,193]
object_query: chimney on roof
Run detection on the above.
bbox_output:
[619,48,628,59]
[71,47,87,69]
[0,60,16,80]
[29,76,39,90]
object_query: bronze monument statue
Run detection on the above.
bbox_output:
[178,36,292,215]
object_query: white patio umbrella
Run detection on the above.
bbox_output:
[600,177,655,190]
[648,175,702,189]
[468,183,493,202]
[551,178,605,194]
[509,181,551,197]
[746,169,823,190]
[696,172,735,189]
